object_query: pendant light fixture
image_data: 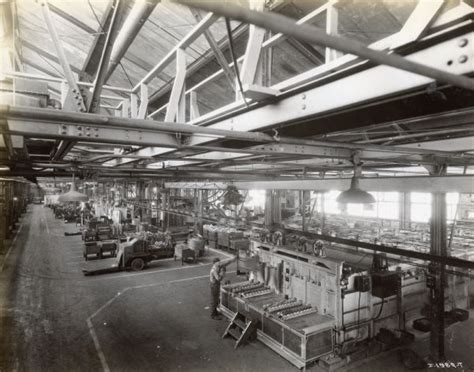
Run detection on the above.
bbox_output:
[58,174,88,203]
[336,158,375,204]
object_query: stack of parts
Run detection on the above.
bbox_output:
[278,305,317,320]
[241,287,273,299]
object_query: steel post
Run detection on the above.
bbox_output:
[430,191,447,361]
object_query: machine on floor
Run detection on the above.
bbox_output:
[82,237,174,275]
[219,240,470,369]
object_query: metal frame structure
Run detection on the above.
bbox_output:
[0,1,472,179]
[1,0,473,182]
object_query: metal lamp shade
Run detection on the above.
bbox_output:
[336,177,375,204]
[58,183,88,203]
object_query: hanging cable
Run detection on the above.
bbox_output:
[225,18,248,107]
[372,298,385,320]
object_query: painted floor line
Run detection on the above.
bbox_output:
[85,262,214,282]
[0,224,23,272]
[87,318,111,372]
[86,272,231,372]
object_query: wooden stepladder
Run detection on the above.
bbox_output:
[222,312,256,349]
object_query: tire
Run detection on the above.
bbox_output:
[130,258,145,271]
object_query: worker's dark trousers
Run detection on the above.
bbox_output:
[210,281,221,316]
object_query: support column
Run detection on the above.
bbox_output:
[430,188,447,361]
[5,182,12,239]
[264,190,282,227]
[196,189,204,235]
[0,182,6,253]
[136,181,146,220]
[301,190,310,232]
[399,192,411,230]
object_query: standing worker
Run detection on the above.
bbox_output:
[210,256,236,319]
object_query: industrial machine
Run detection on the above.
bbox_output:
[82,237,175,275]
[174,235,205,265]
[82,216,118,260]
[83,216,114,242]
[83,240,119,261]
[32,196,43,204]
[219,238,470,369]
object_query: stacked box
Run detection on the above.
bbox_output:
[230,238,250,251]
[208,231,218,241]
[208,240,217,249]
[218,231,245,248]
[217,231,228,247]
[230,231,244,240]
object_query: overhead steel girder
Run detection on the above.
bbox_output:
[184,32,474,136]
[190,8,235,91]
[106,0,160,82]
[149,0,343,108]
[20,39,83,75]
[250,142,474,166]
[183,1,473,90]
[2,106,474,167]
[132,12,219,92]
[0,170,280,181]
[5,120,178,148]
[165,175,474,193]
[81,0,116,82]
[0,107,273,143]
[109,27,474,167]
[321,108,474,140]
[89,0,129,113]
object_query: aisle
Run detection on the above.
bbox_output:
[0,205,255,372]
[0,205,104,371]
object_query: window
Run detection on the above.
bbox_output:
[411,192,460,223]
[411,192,431,223]
[376,192,399,219]
[447,193,459,221]
[316,191,398,220]
[245,190,266,210]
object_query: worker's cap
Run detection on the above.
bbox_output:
[213,257,220,263]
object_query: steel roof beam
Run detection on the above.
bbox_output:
[2,106,474,170]
[105,0,160,82]
[148,1,334,108]
[190,8,235,91]
[81,0,115,82]
[181,1,473,91]
[132,12,218,92]
[3,105,474,163]
[122,29,473,167]
[147,22,248,108]
[47,3,96,34]
[89,0,128,113]
[5,70,130,94]
[20,39,82,75]
[165,174,474,193]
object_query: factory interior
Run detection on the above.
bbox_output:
[0,0,473,371]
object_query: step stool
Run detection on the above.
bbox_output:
[222,312,256,349]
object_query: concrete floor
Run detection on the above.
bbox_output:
[0,205,473,372]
